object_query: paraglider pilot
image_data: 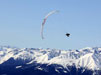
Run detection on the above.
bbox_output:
[66,33,70,37]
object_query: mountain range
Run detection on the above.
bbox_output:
[0,46,101,75]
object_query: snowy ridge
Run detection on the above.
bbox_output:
[0,46,101,70]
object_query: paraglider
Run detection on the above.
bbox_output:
[41,10,59,39]
[66,33,70,37]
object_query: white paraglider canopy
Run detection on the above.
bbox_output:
[41,10,59,39]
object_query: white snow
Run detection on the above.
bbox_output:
[76,53,98,70]
[16,66,22,69]
[0,46,101,70]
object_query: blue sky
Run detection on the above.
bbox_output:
[0,0,101,49]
